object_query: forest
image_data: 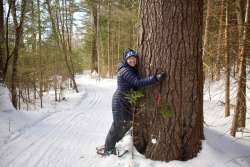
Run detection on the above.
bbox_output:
[0,0,250,164]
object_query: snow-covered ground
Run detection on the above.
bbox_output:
[0,74,249,167]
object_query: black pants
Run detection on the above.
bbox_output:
[104,120,131,152]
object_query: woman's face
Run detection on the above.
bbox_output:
[127,57,137,67]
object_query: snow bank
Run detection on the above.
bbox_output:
[0,83,15,113]
[0,85,49,147]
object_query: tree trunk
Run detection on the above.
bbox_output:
[107,0,111,77]
[235,0,244,74]
[224,0,230,117]
[0,0,4,78]
[31,0,37,100]
[37,0,43,108]
[3,2,11,81]
[235,0,247,128]
[134,0,204,161]
[91,0,98,73]
[203,0,213,79]
[3,2,12,80]
[97,1,101,78]
[11,46,19,108]
[117,18,120,65]
[214,0,225,81]
[202,0,211,58]
[10,0,27,108]
[65,0,78,86]
[111,33,114,78]
[231,0,249,136]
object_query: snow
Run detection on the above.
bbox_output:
[0,74,250,167]
[151,138,157,144]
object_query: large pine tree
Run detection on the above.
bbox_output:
[134,0,204,161]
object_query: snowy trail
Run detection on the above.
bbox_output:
[0,76,130,167]
[1,75,250,167]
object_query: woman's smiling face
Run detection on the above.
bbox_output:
[127,56,137,67]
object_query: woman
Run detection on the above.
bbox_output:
[101,48,166,155]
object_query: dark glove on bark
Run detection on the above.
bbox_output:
[156,72,167,82]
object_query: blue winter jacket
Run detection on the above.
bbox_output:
[112,50,157,121]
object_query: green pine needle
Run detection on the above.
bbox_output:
[125,89,145,106]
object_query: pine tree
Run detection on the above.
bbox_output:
[134,0,204,161]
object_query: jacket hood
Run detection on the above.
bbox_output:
[118,48,138,71]
[122,48,138,62]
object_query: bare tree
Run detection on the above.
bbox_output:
[46,0,79,93]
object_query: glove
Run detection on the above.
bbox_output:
[156,72,167,82]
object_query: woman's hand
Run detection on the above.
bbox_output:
[156,72,167,82]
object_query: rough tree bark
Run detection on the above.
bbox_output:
[134,0,204,161]
[203,0,211,57]
[202,0,211,59]
[65,0,76,83]
[235,0,247,128]
[224,0,230,117]
[31,0,37,100]
[107,0,111,77]
[231,0,249,136]
[214,0,225,81]
[0,0,4,77]
[37,0,43,108]
[91,0,98,74]
[2,1,11,81]
[10,0,27,108]
[235,0,244,74]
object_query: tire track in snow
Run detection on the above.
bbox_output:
[0,83,105,167]
[0,88,88,152]
[1,109,85,167]
[48,84,110,167]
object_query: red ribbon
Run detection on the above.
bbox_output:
[156,93,161,108]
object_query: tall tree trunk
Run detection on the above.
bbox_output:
[203,0,211,58]
[235,0,244,74]
[111,34,114,78]
[91,0,98,73]
[107,0,111,77]
[31,0,37,100]
[65,0,77,84]
[10,0,27,108]
[97,1,101,78]
[37,0,43,108]
[203,0,212,79]
[3,2,11,81]
[134,0,204,161]
[224,0,230,117]
[235,0,247,128]
[0,0,4,78]
[214,0,225,81]
[117,18,121,65]
[231,0,249,136]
